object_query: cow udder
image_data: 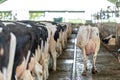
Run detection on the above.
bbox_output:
[85,39,96,55]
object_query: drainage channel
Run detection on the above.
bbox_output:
[72,36,93,80]
[72,38,77,80]
[48,33,75,80]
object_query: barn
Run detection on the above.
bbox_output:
[0,0,120,80]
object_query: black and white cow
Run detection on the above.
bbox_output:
[17,20,50,80]
[0,21,35,80]
[0,23,16,80]
[39,21,66,73]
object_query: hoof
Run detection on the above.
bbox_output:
[92,68,98,74]
[82,71,87,76]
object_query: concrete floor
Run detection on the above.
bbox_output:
[48,27,120,80]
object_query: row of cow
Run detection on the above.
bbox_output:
[0,20,72,80]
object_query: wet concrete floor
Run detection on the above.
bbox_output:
[48,27,120,80]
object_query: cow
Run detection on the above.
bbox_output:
[76,25,100,75]
[14,21,48,80]
[39,21,64,72]
[39,21,72,74]
[60,22,72,48]
[17,20,50,80]
[0,21,36,80]
[0,26,16,80]
[101,34,116,45]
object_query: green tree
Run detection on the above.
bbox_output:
[0,0,7,4]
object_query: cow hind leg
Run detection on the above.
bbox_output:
[34,61,43,80]
[20,70,33,80]
[16,57,26,79]
[92,50,99,74]
[82,48,87,76]
[52,52,57,71]
[0,71,3,80]
[92,54,97,74]
[50,49,57,71]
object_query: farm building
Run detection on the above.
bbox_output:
[0,0,120,80]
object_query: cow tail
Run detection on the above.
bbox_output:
[41,39,44,56]
[25,50,31,69]
[87,25,91,41]
[25,32,35,69]
[8,32,16,80]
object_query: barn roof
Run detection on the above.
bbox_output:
[0,0,115,12]
[0,0,115,20]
